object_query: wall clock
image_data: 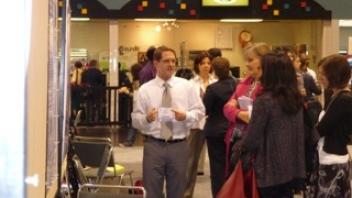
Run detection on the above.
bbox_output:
[239,30,253,47]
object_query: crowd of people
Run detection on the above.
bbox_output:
[71,43,352,198]
[70,59,105,122]
[70,58,139,125]
[130,44,352,198]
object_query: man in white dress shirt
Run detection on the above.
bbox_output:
[132,46,205,198]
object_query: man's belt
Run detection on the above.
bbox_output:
[144,135,186,143]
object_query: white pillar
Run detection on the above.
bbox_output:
[321,20,340,57]
[27,0,49,197]
[109,21,119,122]
[319,20,340,107]
[348,37,352,54]
[109,21,119,86]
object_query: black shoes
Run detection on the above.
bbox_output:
[197,172,204,176]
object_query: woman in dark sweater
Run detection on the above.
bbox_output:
[242,53,306,198]
[203,57,238,197]
[306,55,352,197]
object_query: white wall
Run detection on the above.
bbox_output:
[340,27,352,51]
[27,0,48,197]
[71,20,109,59]
[117,21,297,74]
[72,20,322,76]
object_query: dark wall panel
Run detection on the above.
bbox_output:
[65,0,331,20]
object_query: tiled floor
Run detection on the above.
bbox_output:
[113,145,212,198]
[113,145,305,198]
[81,129,351,198]
[75,128,307,198]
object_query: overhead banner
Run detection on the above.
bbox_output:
[202,0,249,6]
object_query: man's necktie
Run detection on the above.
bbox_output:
[160,82,172,140]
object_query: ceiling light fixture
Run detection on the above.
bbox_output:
[220,18,263,23]
[134,18,176,22]
[162,21,179,31]
[58,17,90,21]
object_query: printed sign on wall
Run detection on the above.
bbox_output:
[215,26,233,50]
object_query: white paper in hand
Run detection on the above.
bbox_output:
[238,96,253,111]
[158,107,174,122]
[248,105,253,119]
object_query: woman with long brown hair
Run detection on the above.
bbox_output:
[242,53,306,198]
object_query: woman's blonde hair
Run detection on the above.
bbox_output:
[244,42,271,58]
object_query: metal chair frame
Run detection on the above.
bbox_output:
[78,183,146,198]
[72,136,134,186]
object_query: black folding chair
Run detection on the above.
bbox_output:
[72,136,134,186]
[72,136,112,184]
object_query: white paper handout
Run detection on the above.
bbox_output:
[247,105,253,119]
[238,96,253,111]
[158,107,174,122]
